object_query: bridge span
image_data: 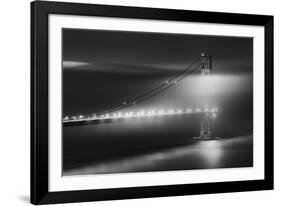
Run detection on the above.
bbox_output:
[63,53,218,139]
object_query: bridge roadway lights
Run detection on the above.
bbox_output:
[63,108,219,122]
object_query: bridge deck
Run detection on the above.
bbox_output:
[63,109,218,127]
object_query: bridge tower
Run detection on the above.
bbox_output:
[200,53,212,75]
[194,53,218,140]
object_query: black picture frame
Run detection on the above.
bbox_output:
[31,0,274,204]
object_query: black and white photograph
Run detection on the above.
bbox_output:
[62,29,253,176]
[29,1,274,204]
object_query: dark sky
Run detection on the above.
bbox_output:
[62,29,253,116]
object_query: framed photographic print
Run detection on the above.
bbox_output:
[31,0,274,204]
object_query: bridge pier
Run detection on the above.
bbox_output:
[194,53,219,140]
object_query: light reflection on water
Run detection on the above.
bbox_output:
[64,137,251,176]
[196,141,223,168]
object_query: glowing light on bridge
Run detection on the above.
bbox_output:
[211,108,218,112]
[186,108,192,113]
[168,109,174,114]
[158,110,164,115]
[63,107,219,123]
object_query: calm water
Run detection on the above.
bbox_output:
[63,110,253,175]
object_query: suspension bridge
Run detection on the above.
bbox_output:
[63,53,219,140]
